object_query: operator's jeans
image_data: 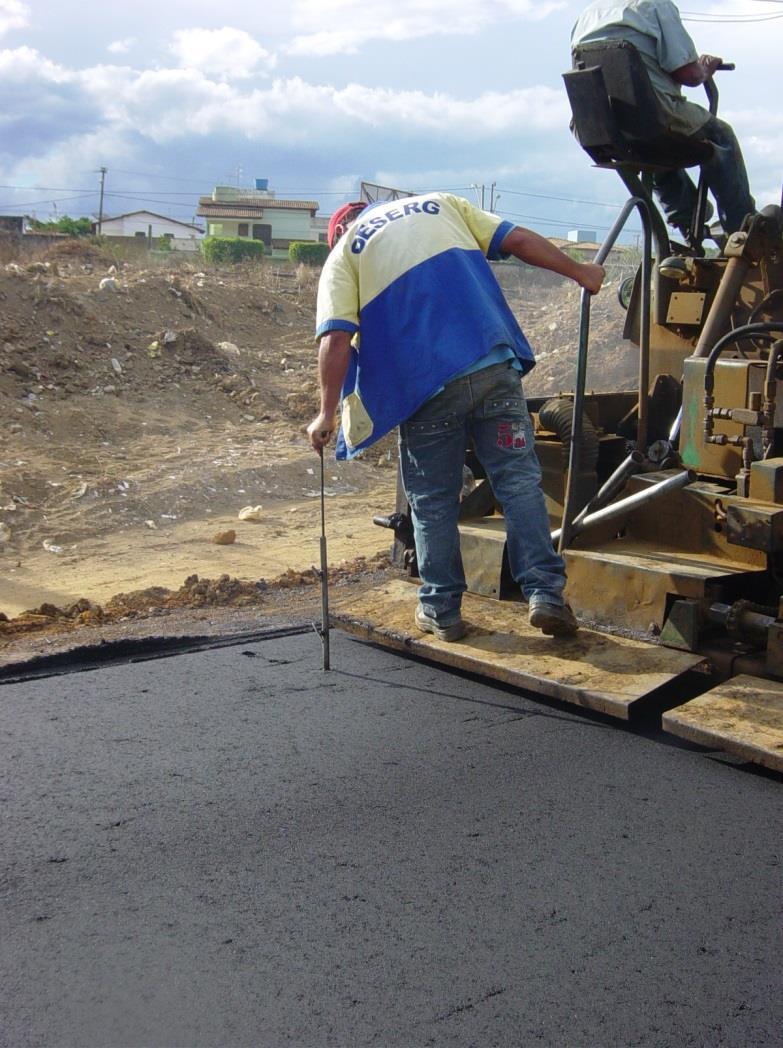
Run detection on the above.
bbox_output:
[398,361,566,624]
[654,114,755,236]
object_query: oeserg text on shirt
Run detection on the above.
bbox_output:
[351,198,441,254]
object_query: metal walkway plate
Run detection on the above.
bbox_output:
[332,579,705,719]
[663,674,783,772]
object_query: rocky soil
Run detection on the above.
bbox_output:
[0,238,636,657]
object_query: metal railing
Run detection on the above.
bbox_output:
[558,195,654,553]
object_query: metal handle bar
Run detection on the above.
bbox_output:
[558,195,653,554]
[704,61,734,115]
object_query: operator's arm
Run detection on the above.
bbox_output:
[500,227,605,294]
[307,330,352,451]
[671,53,722,87]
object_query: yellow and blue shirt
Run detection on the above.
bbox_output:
[315,192,535,459]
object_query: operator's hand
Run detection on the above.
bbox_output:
[577,262,606,295]
[699,54,722,79]
[307,411,337,452]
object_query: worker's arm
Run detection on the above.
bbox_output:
[500,227,605,295]
[671,53,722,87]
[307,330,353,451]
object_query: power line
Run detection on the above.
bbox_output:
[0,193,97,210]
[0,179,479,199]
[0,178,641,235]
[103,190,200,198]
[0,184,99,192]
[496,207,640,234]
[496,186,627,210]
[682,8,783,20]
[108,168,213,184]
[0,181,631,212]
[0,184,201,197]
[103,192,199,207]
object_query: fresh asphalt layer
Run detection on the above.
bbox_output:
[1,629,780,1048]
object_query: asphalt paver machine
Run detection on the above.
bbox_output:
[333,44,783,773]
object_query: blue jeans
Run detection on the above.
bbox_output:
[654,115,755,235]
[398,361,566,623]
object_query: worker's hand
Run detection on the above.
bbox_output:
[698,54,722,79]
[576,262,606,295]
[307,411,337,452]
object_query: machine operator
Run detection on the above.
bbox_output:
[571,0,755,238]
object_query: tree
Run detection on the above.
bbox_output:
[55,216,92,236]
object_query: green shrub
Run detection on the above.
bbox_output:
[31,215,92,236]
[289,241,329,266]
[156,235,173,252]
[201,236,266,264]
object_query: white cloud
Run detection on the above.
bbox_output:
[90,72,567,143]
[0,0,28,39]
[6,126,135,199]
[287,0,564,55]
[169,27,276,80]
[726,105,783,208]
[0,42,563,147]
[0,41,576,216]
[0,44,67,82]
[0,16,777,225]
[107,38,136,55]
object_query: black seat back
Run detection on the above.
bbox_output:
[564,40,712,169]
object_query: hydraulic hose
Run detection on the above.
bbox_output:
[540,397,601,541]
[538,398,600,475]
[703,321,783,393]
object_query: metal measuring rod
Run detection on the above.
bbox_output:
[317,447,330,671]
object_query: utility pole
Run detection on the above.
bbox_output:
[472,183,498,210]
[97,166,107,235]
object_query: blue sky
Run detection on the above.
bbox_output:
[0,0,780,241]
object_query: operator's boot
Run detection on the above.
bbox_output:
[528,600,578,637]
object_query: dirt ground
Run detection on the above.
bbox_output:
[0,237,636,658]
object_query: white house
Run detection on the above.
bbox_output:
[311,215,330,243]
[95,211,204,252]
[197,180,321,258]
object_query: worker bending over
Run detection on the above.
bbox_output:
[307,194,604,641]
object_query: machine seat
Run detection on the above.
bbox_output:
[564,40,713,171]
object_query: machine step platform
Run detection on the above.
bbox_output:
[663,674,783,773]
[332,578,705,720]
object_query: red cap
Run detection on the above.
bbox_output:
[327,201,366,248]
